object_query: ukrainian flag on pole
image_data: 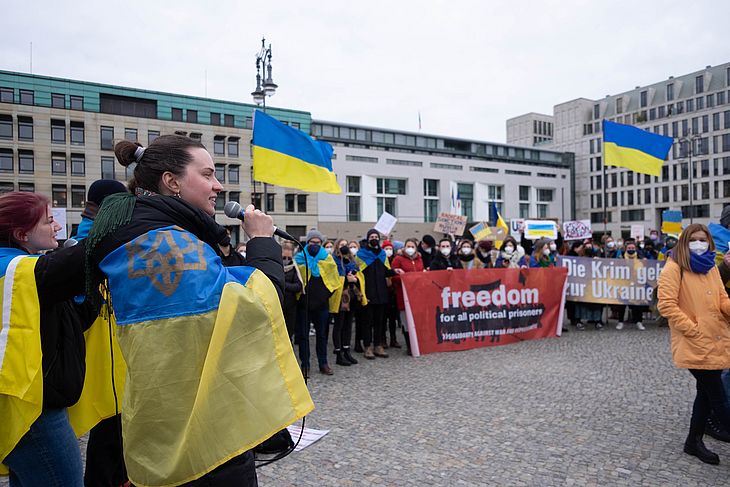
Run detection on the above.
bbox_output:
[252,110,342,194]
[603,120,673,177]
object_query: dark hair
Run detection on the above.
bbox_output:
[500,236,518,251]
[439,238,453,246]
[0,192,51,245]
[115,135,206,194]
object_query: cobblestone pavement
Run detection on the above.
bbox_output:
[4,322,729,486]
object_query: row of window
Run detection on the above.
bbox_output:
[0,116,85,144]
[590,180,730,210]
[533,120,553,137]
[0,149,85,175]
[590,204,712,225]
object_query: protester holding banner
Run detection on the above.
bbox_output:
[642,239,659,260]
[357,229,396,359]
[494,236,523,268]
[615,241,647,331]
[573,240,605,330]
[657,223,730,465]
[429,238,463,271]
[602,236,622,259]
[523,238,555,268]
[457,239,479,270]
[391,238,425,355]
[418,234,437,269]
[475,240,497,268]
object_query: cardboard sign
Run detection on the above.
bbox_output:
[510,219,525,237]
[434,213,467,236]
[51,208,68,240]
[524,220,558,240]
[374,211,397,236]
[562,220,592,241]
[630,224,645,241]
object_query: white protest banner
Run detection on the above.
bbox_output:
[51,208,68,240]
[523,220,558,240]
[434,213,467,236]
[509,218,525,237]
[630,224,645,241]
[374,211,397,236]
[562,220,592,241]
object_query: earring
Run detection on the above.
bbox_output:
[174,192,181,198]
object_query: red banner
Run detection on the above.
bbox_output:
[401,268,568,356]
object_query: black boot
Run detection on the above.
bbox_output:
[684,434,720,465]
[706,414,730,443]
[353,341,364,353]
[342,347,358,364]
[335,350,351,366]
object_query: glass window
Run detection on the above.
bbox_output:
[347,196,360,221]
[19,89,33,105]
[251,193,262,208]
[18,116,33,140]
[285,194,295,213]
[70,121,84,145]
[51,119,66,143]
[537,188,554,202]
[101,126,114,150]
[640,90,647,108]
[687,98,694,112]
[0,87,13,103]
[18,183,33,192]
[718,92,726,105]
[186,109,197,123]
[376,197,397,218]
[0,182,14,193]
[213,136,225,155]
[52,185,67,207]
[215,164,225,183]
[71,185,86,207]
[171,108,183,121]
[266,193,275,212]
[376,178,406,195]
[457,183,473,221]
[229,192,240,204]
[18,150,33,173]
[71,154,85,176]
[424,199,439,222]
[215,192,226,211]
[666,83,674,101]
[227,137,239,157]
[424,179,438,197]
[101,156,115,179]
[519,185,530,201]
[695,75,704,94]
[51,93,65,108]
[297,194,307,212]
[244,117,253,129]
[52,153,66,174]
[148,130,160,145]
[519,203,530,218]
[488,185,503,200]
[0,148,13,172]
[0,114,11,139]
[224,114,234,127]
[124,128,137,142]
[347,176,361,193]
[228,165,239,184]
[70,96,83,110]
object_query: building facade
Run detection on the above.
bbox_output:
[508,62,730,238]
[505,112,554,148]
[313,120,575,242]
[0,70,315,241]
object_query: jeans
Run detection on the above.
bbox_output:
[688,369,730,438]
[332,309,354,351]
[5,408,83,487]
[296,307,330,368]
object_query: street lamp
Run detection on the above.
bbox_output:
[251,37,278,211]
[677,131,701,224]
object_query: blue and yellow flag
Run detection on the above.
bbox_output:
[603,120,673,177]
[661,209,683,236]
[252,110,342,194]
[490,202,509,247]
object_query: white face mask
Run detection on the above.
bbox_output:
[349,246,358,253]
[549,243,557,251]
[385,248,393,257]
[405,247,417,256]
[423,247,432,254]
[607,241,616,249]
[440,247,452,256]
[689,241,709,255]
[461,247,472,255]
[325,247,333,255]
[239,252,246,258]
[504,245,514,254]
[544,248,551,256]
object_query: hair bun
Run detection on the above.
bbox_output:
[114,140,143,167]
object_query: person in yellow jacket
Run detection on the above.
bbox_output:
[658,223,730,465]
[0,191,91,484]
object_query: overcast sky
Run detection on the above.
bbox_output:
[2,1,729,142]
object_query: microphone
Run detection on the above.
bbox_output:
[224,201,299,243]
[63,238,79,248]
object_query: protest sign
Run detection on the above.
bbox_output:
[51,208,68,240]
[509,218,525,237]
[469,222,506,242]
[661,210,682,235]
[562,220,592,241]
[434,213,467,236]
[401,267,568,356]
[557,256,664,306]
[524,220,558,240]
[374,211,397,236]
[630,224,645,241]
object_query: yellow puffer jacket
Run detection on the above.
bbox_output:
[657,258,730,370]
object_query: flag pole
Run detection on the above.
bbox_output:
[603,159,607,236]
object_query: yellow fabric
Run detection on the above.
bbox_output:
[604,141,664,177]
[252,145,342,194]
[297,255,343,299]
[67,308,127,436]
[329,277,346,313]
[0,257,43,474]
[119,271,313,487]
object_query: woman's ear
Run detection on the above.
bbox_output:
[12,229,28,242]
[160,171,181,196]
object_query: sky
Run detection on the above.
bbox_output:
[2,0,729,142]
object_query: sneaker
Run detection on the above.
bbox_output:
[636,322,646,331]
[616,322,624,330]
[595,322,604,330]
[374,345,389,358]
[364,346,375,360]
[576,322,586,331]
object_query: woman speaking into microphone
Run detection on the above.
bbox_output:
[86,135,312,487]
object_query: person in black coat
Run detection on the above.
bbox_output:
[218,229,246,267]
[418,234,436,269]
[282,242,302,340]
[429,238,463,270]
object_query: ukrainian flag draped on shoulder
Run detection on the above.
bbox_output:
[294,247,342,294]
[100,225,313,487]
[603,119,673,177]
[0,250,42,474]
[356,247,391,271]
[252,110,342,194]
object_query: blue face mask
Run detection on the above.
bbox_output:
[308,244,321,257]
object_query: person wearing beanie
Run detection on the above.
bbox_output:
[381,239,401,349]
[294,228,341,376]
[357,229,397,359]
[72,179,128,241]
[419,234,436,269]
